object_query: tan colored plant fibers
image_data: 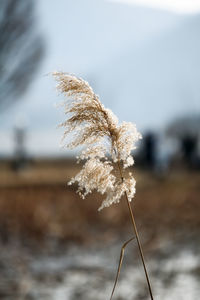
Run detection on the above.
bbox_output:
[53,72,154,300]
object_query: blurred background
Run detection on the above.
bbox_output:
[0,0,200,299]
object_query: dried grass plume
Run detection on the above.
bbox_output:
[53,71,142,211]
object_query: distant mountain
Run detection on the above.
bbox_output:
[37,0,181,72]
[1,0,193,155]
[1,0,181,128]
[94,13,200,131]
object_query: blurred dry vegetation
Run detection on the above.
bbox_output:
[0,159,199,248]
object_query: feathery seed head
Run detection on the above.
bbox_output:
[53,72,141,210]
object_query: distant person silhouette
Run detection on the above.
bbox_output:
[181,135,197,166]
[143,132,156,169]
[12,126,27,171]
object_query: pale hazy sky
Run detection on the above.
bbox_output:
[1,0,200,156]
[110,0,200,14]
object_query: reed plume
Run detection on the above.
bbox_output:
[53,71,141,210]
[53,71,154,300]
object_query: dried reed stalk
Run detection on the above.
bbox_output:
[110,236,135,300]
[53,71,154,300]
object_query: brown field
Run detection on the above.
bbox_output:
[0,159,199,247]
[0,159,200,299]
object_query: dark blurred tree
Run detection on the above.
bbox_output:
[181,135,197,164]
[143,132,157,168]
[0,0,44,111]
[167,115,200,168]
[138,131,157,170]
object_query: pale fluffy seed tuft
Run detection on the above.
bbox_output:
[54,72,141,210]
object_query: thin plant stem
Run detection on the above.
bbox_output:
[110,237,135,300]
[117,161,154,300]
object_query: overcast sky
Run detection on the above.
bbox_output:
[110,0,200,14]
[1,0,200,157]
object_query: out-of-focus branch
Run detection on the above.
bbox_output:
[0,0,45,112]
